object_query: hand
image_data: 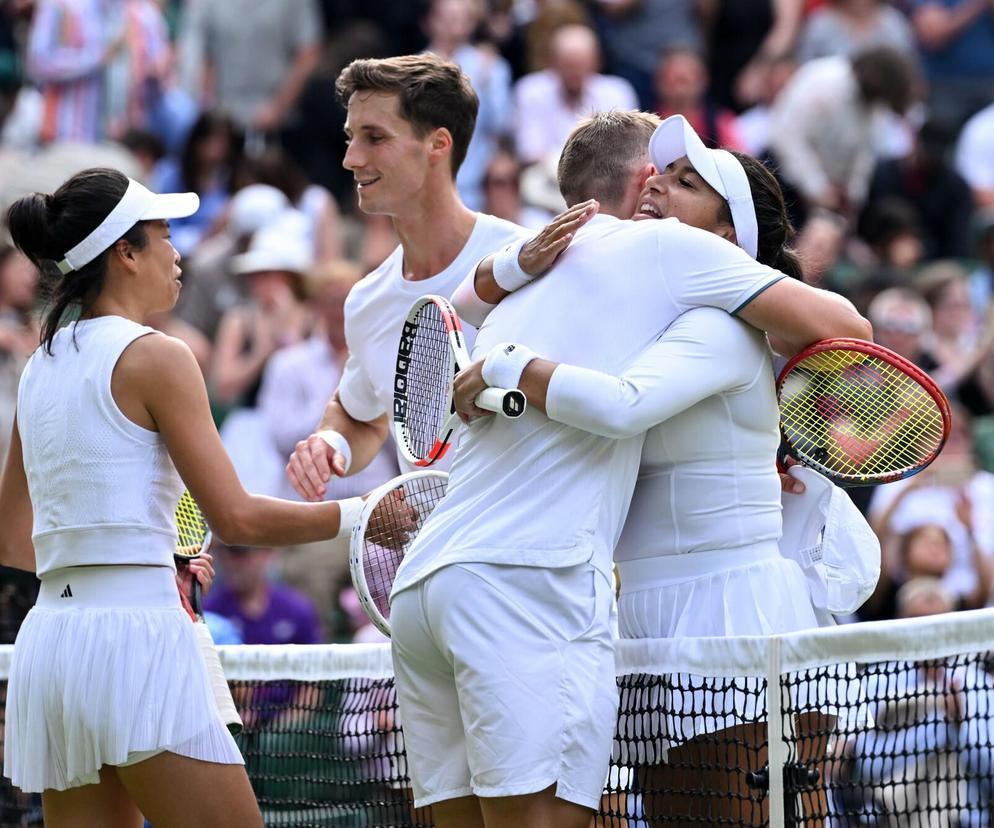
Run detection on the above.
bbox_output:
[453,359,492,423]
[779,471,806,495]
[518,199,598,277]
[365,487,420,551]
[176,552,215,599]
[287,433,346,501]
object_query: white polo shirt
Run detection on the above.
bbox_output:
[392,214,785,595]
[336,212,527,471]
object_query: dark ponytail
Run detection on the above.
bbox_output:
[727,151,804,281]
[5,168,148,353]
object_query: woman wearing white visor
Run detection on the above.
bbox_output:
[0,168,366,827]
[455,115,837,825]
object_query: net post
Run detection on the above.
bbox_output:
[767,635,787,828]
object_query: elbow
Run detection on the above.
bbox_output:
[210,500,258,547]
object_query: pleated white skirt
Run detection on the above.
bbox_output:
[615,543,840,763]
[4,566,243,793]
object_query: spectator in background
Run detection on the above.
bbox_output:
[513,23,637,165]
[214,217,318,495]
[769,46,916,224]
[795,209,848,287]
[176,0,322,142]
[0,242,37,467]
[423,0,512,211]
[653,46,744,150]
[736,52,796,157]
[235,147,345,267]
[25,0,117,143]
[591,0,703,110]
[862,118,975,261]
[917,261,994,415]
[868,286,933,363]
[699,0,804,112]
[175,182,289,340]
[258,260,398,621]
[868,406,994,608]
[859,197,927,269]
[152,109,242,255]
[954,100,994,208]
[481,147,551,229]
[967,211,994,314]
[204,541,322,645]
[796,0,917,63]
[909,0,994,133]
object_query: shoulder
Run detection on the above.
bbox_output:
[344,247,402,315]
[472,212,530,246]
[117,330,200,387]
[514,70,553,98]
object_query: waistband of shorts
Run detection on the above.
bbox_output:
[616,541,782,591]
[37,565,183,609]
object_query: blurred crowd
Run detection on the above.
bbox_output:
[0,0,993,648]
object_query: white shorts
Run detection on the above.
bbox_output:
[4,566,243,792]
[390,562,616,810]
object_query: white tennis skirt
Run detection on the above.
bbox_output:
[4,565,243,793]
[614,543,848,764]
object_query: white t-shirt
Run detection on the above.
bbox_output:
[543,307,783,562]
[956,103,994,193]
[336,212,527,471]
[392,214,785,595]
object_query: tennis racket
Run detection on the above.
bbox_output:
[349,470,449,636]
[776,338,951,486]
[174,491,243,735]
[394,294,526,467]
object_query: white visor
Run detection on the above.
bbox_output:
[56,178,199,275]
[648,114,758,259]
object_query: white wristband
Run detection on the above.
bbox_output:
[316,429,352,474]
[335,496,364,539]
[482,342,538,390]
[491,238,533,293]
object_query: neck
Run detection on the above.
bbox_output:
[391,182,477,280]
[87,290,152,326]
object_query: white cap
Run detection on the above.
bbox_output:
[648,114,758,259]
[56,178,199,275]
[228,184,290,238]
[230,209,313,276]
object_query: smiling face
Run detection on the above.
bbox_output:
[633,156,735,243]
[343,91,440,217]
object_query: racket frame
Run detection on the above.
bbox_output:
[349,469,449,637]
[393,294,525,467]
[776,337,952,486]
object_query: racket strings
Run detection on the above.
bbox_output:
[780,350,946,480]
[401,302,454,460]
[175,490,208,558]
[362,475,449,619]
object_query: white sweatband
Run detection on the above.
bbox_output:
[491,237,533,293]
[482,342,538,390]
[316,429,352,474]
[335,497,364,539]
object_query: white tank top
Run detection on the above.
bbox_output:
[17,316,183,576]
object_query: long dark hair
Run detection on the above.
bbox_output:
[5,168,148,353]
[718,151,804,281]
[179,110,241,194]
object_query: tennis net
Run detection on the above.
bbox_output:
[1,608,993,826]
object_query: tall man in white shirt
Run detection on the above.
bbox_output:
[388,111,871,828]
[285,54,528,500]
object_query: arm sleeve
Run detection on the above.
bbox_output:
[450,262,499,327]
[336,349,384,423]
[545,308,768,438]
[656,221,785,314]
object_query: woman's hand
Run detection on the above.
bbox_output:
[176,552,215,599]
[453,359,492,423]
[518,199,599,278]
[366,488,420,551]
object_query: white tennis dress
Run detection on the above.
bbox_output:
[4,316,242,793]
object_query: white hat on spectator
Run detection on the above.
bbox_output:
[648,114,758,258]
[231,209,313,276]
[229,185,290,238]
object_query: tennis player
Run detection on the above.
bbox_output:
[0,168,369,828]
[387,112,870,828]
[285,54,528,499]
[454,114,858,824]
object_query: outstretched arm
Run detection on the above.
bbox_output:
[455,308,766,438]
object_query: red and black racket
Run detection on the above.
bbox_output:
[776,338,951,486]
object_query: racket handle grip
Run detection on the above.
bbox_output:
[194,621,243,736]
[476,387,527,418]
